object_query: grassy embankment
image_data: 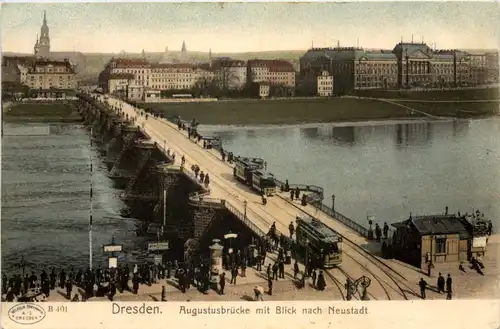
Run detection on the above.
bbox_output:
[353,88,500,118]
[142,98,424,125]
[140,88,499,125]
[3,102,82,123]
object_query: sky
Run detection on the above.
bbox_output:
[1,1,499,54]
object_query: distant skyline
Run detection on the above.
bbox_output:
[1,2,499,54]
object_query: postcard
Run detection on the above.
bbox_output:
[1,1,499,328]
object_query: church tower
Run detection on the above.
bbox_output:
[37,11,51,58]
[180,40,187,60]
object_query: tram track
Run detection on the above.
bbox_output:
[274,193,411,300]
[323,269,346,300]
[111,98,417,300]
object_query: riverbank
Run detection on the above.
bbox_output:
[140,96,498,125]
[2,102,82,123]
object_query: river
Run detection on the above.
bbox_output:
[2,118,499,274]
[1,123,148,275]
[198,117,500,231]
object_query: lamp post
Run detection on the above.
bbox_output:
[224,232,238,254]
[19,256,26,278]
[331,194,336,212]
[243,200,248,219]
[305,238,309,277]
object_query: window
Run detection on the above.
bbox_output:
[435,237,446,254]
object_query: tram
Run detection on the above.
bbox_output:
[295,215,342,268]
[233,157,277,196]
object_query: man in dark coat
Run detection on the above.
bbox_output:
[446,274,452,294]
[65,280,73,300]
[230,267,238,285]
[316,271,326,291]
[419,278,427,299]
[293,261,299,279]
[161,286,166,301]
[219,272,226,295]
[437,273,445,293]
[267,278,273,296]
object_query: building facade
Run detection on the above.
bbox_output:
[300,42,497,93]
[98,58,215,100]
[33,11,51,58]
[247,59,296,88]
[211,58,247,90]
[24,59,77,90]
[317,70,334,96]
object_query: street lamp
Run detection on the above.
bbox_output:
[331,194,336,212]
[243,200,248,218]
[224,232,238,255]
[18,256,26,278]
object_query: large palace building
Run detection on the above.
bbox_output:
[300,41,499,93]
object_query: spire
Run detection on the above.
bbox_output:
[36,33,39,44]
[209,48,212,60]
[43,10,47,25]
[411,34,414,43]
[337,40,340,48]
[181,40,187,52]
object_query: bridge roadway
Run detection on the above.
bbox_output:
[96,94,416,300]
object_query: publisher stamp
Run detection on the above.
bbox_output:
[8,303,46,325]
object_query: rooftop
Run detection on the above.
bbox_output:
[248,59,295,72]
[392,214,469,235]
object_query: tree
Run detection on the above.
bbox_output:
[193,76,218,97]
[215,66,239,91]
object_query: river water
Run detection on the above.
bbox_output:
[1,123,148,275]
[198,118,500,231]
[2,118,499,274]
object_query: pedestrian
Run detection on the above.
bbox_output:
[312,269,317,288]
[419,278,427,299]
[288,222,295,238]
[383,222,389,239]
[278,260,285,279]
[219,272,226,295]
[241,262,246,278]
[161,286,166,301]
[293,261,299,279]
[437,273,445,294]
[256,254,262,271]
[254,286,264,301]
[230,267,238,285]
[272,263,279,280]
[65,280,73,300]
[446,274,452,294]
[266,264,272,280]
[267,278,273,296]
[316,270,326,291]
[290,190,294,201]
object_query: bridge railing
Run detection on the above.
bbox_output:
[223,200,268,237]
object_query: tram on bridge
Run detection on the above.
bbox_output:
[295,216,342,268]
[233,157,277,196]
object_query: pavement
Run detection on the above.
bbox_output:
[45,249,343,302]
